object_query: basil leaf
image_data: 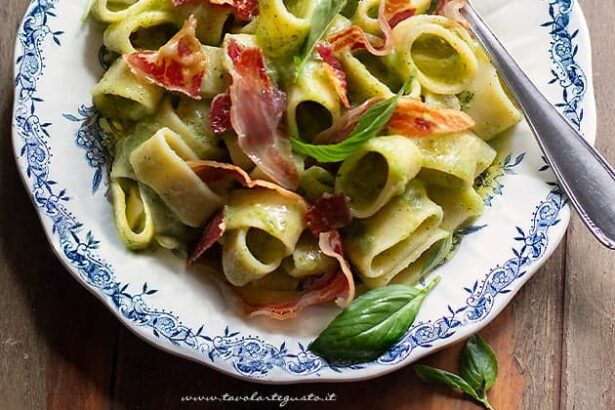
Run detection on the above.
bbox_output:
[291,76,411,162]
[414,335,498,410]
[460,334,499,394]
[309,276,441,365]
[414,365,481,400]
[294,0,347,78]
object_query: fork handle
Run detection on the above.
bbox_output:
[463,2,615,250]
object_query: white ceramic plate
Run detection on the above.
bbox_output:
[13,0,595,383]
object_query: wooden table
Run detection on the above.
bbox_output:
[1,1,614,409]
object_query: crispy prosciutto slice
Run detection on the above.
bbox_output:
[124,16,205,99]
[209,92,232,135]
[305,193,352,236]
[437,0,468,28]
[318,231,355,308]
[226,39,300,189]
[189,160,306,203]
[328,0,415,56]
[313,96,474,143]
[312,98,380,144]
[385,0,418,29]
[172,0,258,21]
[187,211,225,265]
[316,43,350,109]
[240,270,351,319]
[387,97,475,137]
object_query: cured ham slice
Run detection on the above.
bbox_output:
[209,92,232,135]
[385,0,418,29]
[241,271,350,319]
[316,43,350,108]
[189,160,306,203]
[172,0,258,21]
[305,193,352,236]
[312,98,380,144]
[313,97,474,143]
[318,230,355,308]
[124,16,205,99]
[226,39,300,189]
[187,211,225,265]
[387,97,475,137]
[437,0,468,28]
[328,0,415,56]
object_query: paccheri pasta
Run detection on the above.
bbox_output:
[89,0,521,320]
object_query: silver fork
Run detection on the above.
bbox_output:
[463,1,615,250]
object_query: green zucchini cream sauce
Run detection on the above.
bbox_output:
[411,34,466,85]
[295,101,334,142]
[224,204,289,238]
[245,228,286,265]
[342,152,388,208]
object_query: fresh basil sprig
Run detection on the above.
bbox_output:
[291,76,412,162]
[460,333,498,394]
[414,334,498,410]
[294,0,347,78]
[309,276,441,365]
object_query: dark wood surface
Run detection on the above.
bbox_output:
[1,0,613,409]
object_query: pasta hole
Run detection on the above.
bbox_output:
[411,34,462,85]
[130,23,178,50]
[367,5,379,18]
[221,14,237,37]
[246,229,287,266]
[343,152,388,209]
[295,101,333,143]
[118,179,147,233]
[283,0,312,18]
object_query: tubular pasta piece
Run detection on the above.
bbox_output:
[189,160,307,206]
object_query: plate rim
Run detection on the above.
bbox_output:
[11,0,596,384]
